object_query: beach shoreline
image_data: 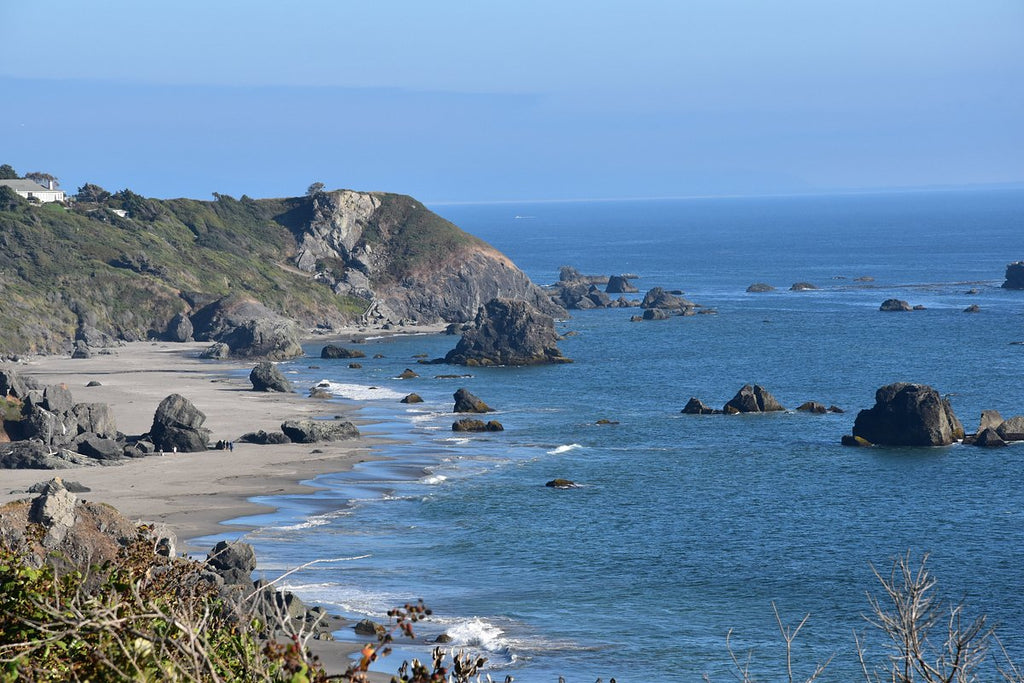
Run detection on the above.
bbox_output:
[0,332,447,680]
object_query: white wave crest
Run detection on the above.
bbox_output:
[421,474,448,485]
[443,617,508,652]
[547,443,584,455]
[315,380,405,401]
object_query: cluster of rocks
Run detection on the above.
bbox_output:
[451,388,502,432]
[629,287,715,321]
[547,267,641,310]
[1,368,129,468]
[682,385,843,416]
[238,417,360,445]
[879,298,926,312]
[746,282,820,293]
[962,410,1024,449]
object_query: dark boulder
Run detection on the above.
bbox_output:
[963,304,981,313]
[165,313,194,342]
[71,342,92,359]
[641,309,671,321]
[280,418,359,443]
[724,385,785,414]
[606,275,639,294]
[545,479,578,488]
[587,288,612,308]
[320,345,366,359]
[397,368,420,379]
[452,418,503,432]
[74,434,124,461]
[238,430,291,445]
[72,403,117,439]
[681,398,722,415]
[0,368,28,398]
[149,394,211,453]
[796,401,827,414]
[400,393,424,404]
[1002,262,1024,290]
[850,383,964,447]
[445,298,571,366]
[790,282,819,291]
[249,361,293,393]
[453,388,493,413]
[207,540,257,587]
[641,287,693,311]
[746,283,775,293]
[973,427,1006,448]
[879,299,912,312]
[200,342,231,360]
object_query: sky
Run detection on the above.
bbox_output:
[2,1,1022,202]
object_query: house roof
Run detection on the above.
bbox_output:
[0,179,61,192]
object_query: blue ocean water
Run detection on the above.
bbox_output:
[229,190,1024,681]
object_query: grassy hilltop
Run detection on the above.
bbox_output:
[0,185,501,356]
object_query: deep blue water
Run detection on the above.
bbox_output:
[219,190,1024,681]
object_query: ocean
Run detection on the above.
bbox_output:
[208,189,1024,681]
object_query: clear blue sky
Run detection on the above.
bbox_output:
[2,1,1022,202]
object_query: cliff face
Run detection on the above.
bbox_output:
[291,190,563,323]
[0,187,562,356]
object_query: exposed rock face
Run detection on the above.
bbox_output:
[997,416,1024,441]
[445,298,571,366]
[973,428,1006,448]
[249,361,293,393]
[190,296,302,360]
[850,383,964,447]
[321,344,366,359]
[724,385,785,414]
[880,299,912,312]
[280,418,359,443]
[165,313,194,342]
[978,410,1004,433]
[1002,262,1024,289]
[149,394,211,452]
[28,478,78,548]
[453,388,493,413]
[292,190,564,324]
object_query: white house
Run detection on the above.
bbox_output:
[0,179,66,203]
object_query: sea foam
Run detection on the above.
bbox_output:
[315,380,405,401]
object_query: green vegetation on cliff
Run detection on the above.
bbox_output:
[0,185,489,356]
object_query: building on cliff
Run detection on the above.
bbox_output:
[0,179,66,203]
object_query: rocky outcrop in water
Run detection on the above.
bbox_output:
[452,418,504,432]
[879,299,912,312]
[1002,262,1024,289]
[847,383,964,447]
[681,397,722,415]
[321,344,366,359]
[453,388,493,413]
[724,385,785,414]
[444,298,571,366]
[641,287,695,313]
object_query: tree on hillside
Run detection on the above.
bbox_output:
[24,171,59,188]
[0,164,17,180]
[307,181,326,196]
[75,183,112,203]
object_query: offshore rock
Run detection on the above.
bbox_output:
[452,418,504,432]
[879,298,912,312]
[453,388,493,413]
[681,398,722,415]
[1002,262,1024,289]
[724,385,785,414]
[973,427,1006,448]
[321,345,366,359]
[746,283,775,293]
[606,275,639,294]
[850,383,964,447]
[641,287,694,312]
[997,416,1024,442]
[249,361,293,393]
[445,298,571,366]
[149,394,211,453]
[796,401,828,414]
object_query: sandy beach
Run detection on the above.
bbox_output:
[0,338,422,679]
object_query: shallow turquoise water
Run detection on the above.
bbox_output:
[228,189,1024,681]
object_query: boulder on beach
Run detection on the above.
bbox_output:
[445,298,571,366]
[724,385,785,414]
[280,418,359,443]
[249,361,293,393]
[849,383,964,447]
[190,296,303,360]
[165,313,194,343]
[238,430,291,445]
[148,394,212,453]
[879,298,912,312]
[453,388,493,413]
